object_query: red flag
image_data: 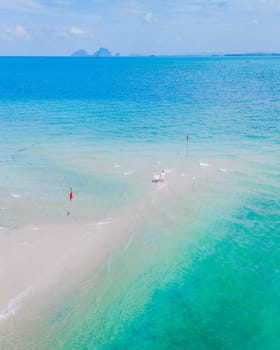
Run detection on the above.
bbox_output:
[69,190,73,201]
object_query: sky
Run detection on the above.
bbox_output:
[0,0,279,56]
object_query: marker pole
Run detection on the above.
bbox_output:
[185,135,189,156]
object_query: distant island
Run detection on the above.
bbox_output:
[71,49,280,58]
[71,47,114,57]
[71,49,89,57]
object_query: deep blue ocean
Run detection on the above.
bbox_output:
[0,57,279,349]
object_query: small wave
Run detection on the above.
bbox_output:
[10,193,21,199]
[219,168,232,173]
[180,173,185,177]
[114,164,120,168]
[0,287,32,321]
[200,162,210,167]
[123,170,135,176]
[95,220,112,226]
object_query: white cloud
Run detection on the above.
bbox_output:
[14,25,30,40]
[3,25,31,41]
[55,26,94,38]
[124,1,157,22]
[144,12,157,23]
[70,26,87,35]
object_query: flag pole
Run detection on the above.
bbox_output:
[185,134,189,157]
[67,187,73,216]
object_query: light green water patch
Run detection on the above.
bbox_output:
[29,162,249,349]
[127,194,279,350]
[40,171,279,350]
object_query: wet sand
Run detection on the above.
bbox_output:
[0,170,197,324]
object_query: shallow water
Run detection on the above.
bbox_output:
[0,56,279,349]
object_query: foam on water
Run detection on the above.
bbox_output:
[219,167,230,172]
[199,162,210,167]
[123,170,135,176]
[95,220,113,226]
[10,193,21,199]
[0,287,32,321]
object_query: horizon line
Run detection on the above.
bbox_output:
[0,52,280,58]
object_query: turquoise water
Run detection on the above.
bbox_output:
[0,57,279,349]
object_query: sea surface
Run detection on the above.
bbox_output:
[0,56,279,349]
